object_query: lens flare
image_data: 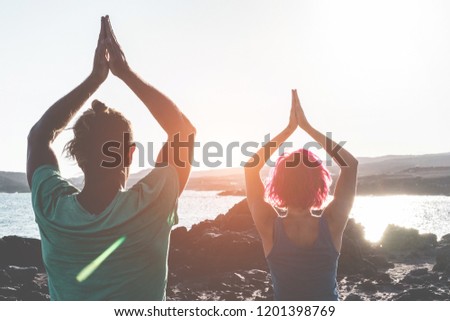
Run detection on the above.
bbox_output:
[76,236,126,282]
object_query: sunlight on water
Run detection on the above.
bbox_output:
[177,191,245,228]
[350,195,450,242]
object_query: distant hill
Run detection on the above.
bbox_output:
[0,172,29,193]
[184,152,450,195]
[357,152,450,176]
[1,152,450,195]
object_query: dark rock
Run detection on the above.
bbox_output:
[0,286,19,297]
[438,275,448,283]
[0,236,43,268]
[338,237,363,275]
[361,264,378,278]
[438,234,450,245]
[433,245,450,272]
[170,226,190,245]
[344,293,363,301]
[217,200,254,232]
[375,272,392,284]
[408,268,429,277]
[357,280,377,292]
[20,291,50,301]
[366,255,394,269]
[338,219,374,276]
[0,295,17,301]
[169,199,267,283]
[444,265,450,277]
[381,225,437,252]
[393,287,444,301]
[402,271,439,285]
[20,277,49,294]
[195,230,265,272]
[189,220,216,236]
[0,270,12,286]
[6,266,38,284]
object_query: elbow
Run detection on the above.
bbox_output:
[27,123,52,145]
[187,123,197,136]
[344,158,358,172]
[184,116,197,136]
[27,124,40,144]
[178,122,196,138]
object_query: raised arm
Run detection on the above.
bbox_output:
[103,16,196,193]
[26,17,109,187]
[292,90,358,230]
[244,90,298,246]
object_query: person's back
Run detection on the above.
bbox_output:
[32,165,178,300]
[266,215,339,301]
[27,16,196,300]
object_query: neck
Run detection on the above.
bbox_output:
[81,168,127,195]
[76,170,127,215]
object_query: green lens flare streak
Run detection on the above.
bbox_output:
[76,236,126,282]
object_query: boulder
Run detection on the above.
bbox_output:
[338,220,375,276]
[217,200,254,232]
[0,236,43,268]
[433,245,450,272]
[381,225,437,253]
[408,268,429,277]
[402,270,439,285]
[438,234,450,245]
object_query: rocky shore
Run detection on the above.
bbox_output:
[1,199,449,301]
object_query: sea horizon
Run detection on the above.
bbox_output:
[1,191,449,243]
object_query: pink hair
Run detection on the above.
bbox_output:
[265,149,331,210]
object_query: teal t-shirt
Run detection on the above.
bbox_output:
[31,165,179,301]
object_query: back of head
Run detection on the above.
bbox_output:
[265,149,331,210]
[64,100,133,174]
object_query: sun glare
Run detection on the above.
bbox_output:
[76,236,127,283]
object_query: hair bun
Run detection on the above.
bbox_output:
[92,99,108,114]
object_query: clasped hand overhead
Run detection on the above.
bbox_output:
[91,15,131,85]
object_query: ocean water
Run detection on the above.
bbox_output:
[0,191,245,240]
[0,192,449,243]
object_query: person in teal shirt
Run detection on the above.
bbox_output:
[27,16,196,300]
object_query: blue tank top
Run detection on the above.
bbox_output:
[266,215,340,301]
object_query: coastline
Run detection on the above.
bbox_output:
[1,199,449,301]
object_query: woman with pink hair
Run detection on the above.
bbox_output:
[244,90,358,300]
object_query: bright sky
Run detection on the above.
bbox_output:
[1,0,449,177]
